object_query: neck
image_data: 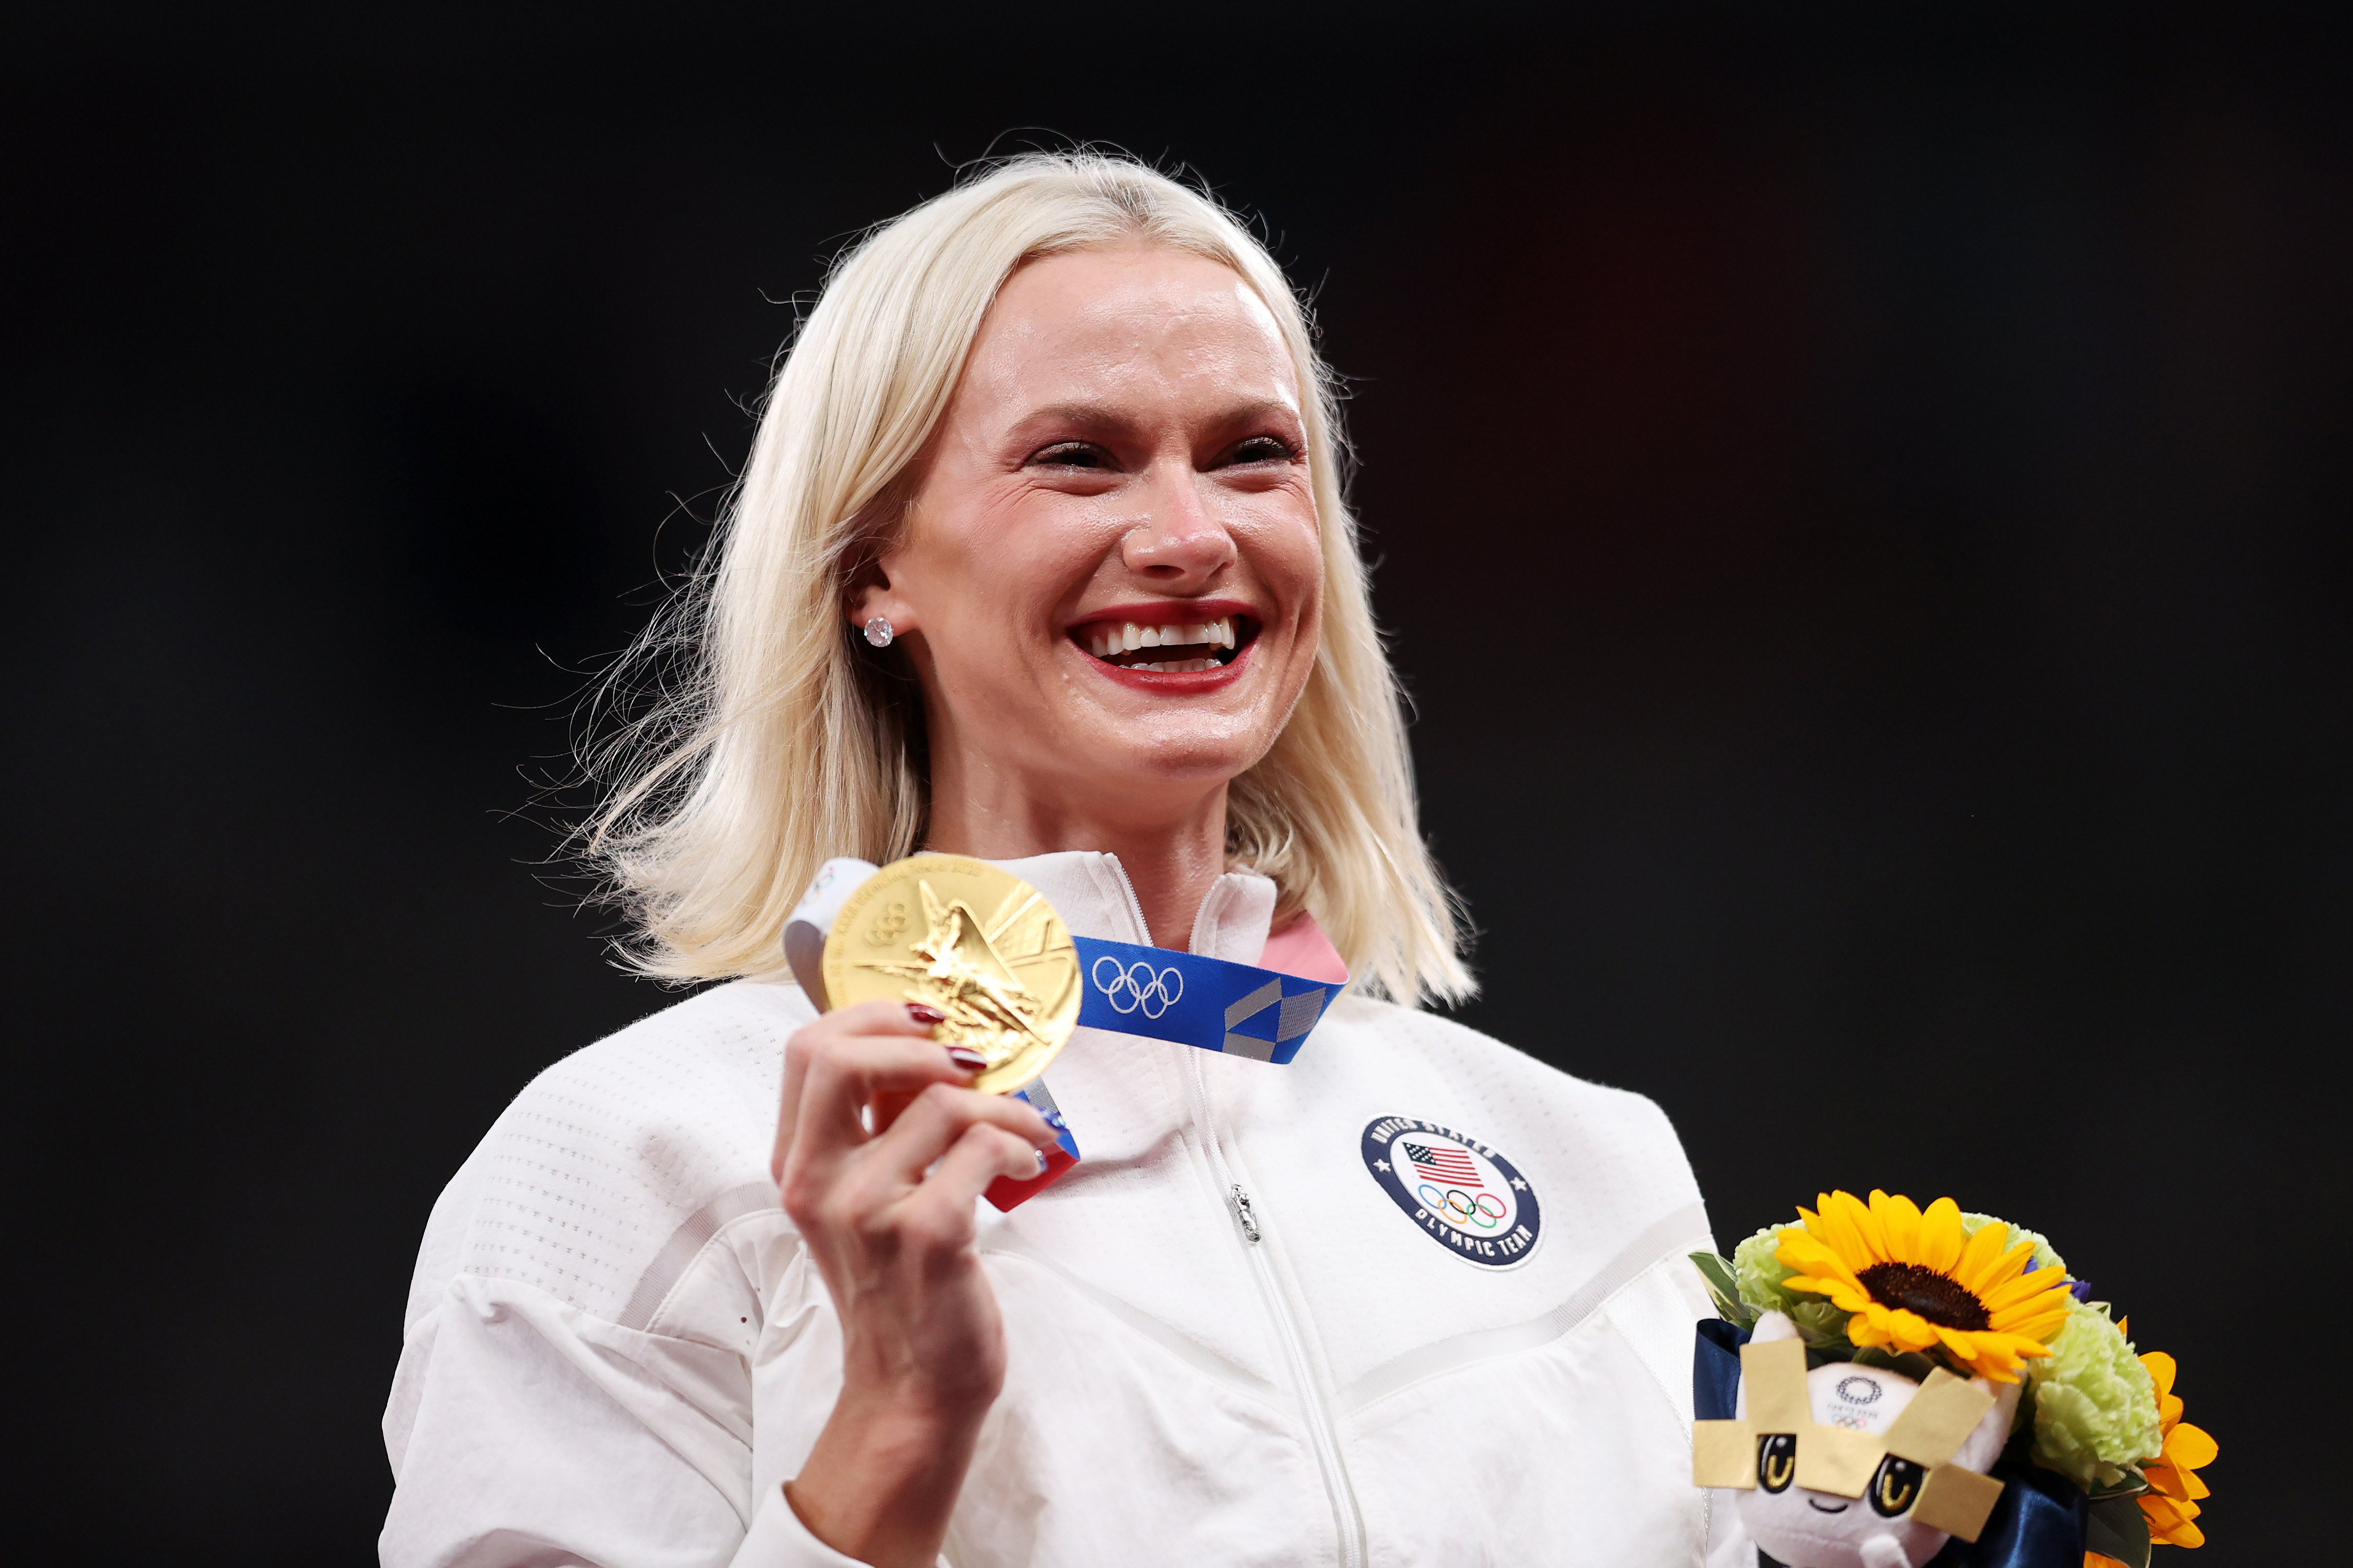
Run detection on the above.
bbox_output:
[922,764,1230,952]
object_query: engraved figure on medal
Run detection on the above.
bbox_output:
[821,856,1081,1093]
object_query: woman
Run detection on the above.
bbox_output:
[383,154,1723,1567]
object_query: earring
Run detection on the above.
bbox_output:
[863,617,895,648]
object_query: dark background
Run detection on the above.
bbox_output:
[8,4,2344,1561]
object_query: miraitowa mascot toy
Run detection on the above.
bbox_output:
[1696,1311,2020,1568]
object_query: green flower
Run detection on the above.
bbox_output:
[1733,1224,1853,1347]
[2028,1298,2163,1491]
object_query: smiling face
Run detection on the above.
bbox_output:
[854,243,1324,839]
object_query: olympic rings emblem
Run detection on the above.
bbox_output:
[1091,955,1185,1019]
[1417,1183,1510,1230]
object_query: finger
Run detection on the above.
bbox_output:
[851,1081,1054,1191]
[775,1002,962,1184]
[900,1122,1052,1226]
[786,1014,986,1171]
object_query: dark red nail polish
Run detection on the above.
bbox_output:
[944,1045,987,1073]
[907,1003,946,1026]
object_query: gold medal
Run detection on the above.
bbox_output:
[820,854,1081,1094]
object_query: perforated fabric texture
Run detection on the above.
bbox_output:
[404,980,809,1330]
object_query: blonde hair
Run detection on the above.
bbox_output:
[589,152,1471,1004]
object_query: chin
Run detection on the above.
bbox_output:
[1088,719,1270,790]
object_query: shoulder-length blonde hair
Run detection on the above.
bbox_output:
[589,152,1470,1004]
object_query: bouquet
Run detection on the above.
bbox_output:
[1691,1190,2215,1568]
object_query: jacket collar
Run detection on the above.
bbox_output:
[983,851,1276,966]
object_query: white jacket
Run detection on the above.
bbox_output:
[383,853,1728,1566]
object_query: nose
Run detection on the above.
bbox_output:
[1119,468,1237,587]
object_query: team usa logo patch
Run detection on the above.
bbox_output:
[1360,1116,1542,1268]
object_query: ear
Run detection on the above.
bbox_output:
[1951,1376,2024,1473]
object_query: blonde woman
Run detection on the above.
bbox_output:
[383,154,1722,1568]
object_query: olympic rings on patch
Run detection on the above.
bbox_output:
[1091,955,1184,1019]
[1418,1183,1505,1230]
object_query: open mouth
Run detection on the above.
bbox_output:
[1073,614,1253,675]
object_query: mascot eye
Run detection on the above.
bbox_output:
[1757,1433,1797,1494]
[1870,1455,1926,1517]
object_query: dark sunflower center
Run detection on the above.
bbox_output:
[1856,1262,1991,1331]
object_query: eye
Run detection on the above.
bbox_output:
[1029,441,1115,470]
[1223,434,1298,466]
[1757,1433,1796,1494]
[1869,1455,1925,1517]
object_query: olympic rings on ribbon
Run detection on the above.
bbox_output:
[1091,955,1184,1019]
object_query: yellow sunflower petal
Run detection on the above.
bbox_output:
[1816,1191,1884,1265]
[1917,1197,1965,1274]
[1951,1217,2012,1292]
[1985,1234,2040,1290]
[1776,1233,1866,1296]
[1981,1268,2070,1312]
[1872,1189,1925,1262]
[2166,1421,2218,1471]
[2140,1351,2176,1398]
[1880,1306,1942,1352]
[1989,1303,2070,1349]
[2139,1495,2205,1548]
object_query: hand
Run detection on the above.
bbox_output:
[771,999,1058,1567]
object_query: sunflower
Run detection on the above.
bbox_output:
[2133,1347,2216,1548]
[1774,1189,2075,1382]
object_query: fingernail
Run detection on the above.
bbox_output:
[1033,1150,1051,1174]
[907,1003,946,1026]
[944,1044,987,1073]
[1039,1108,1069,1133]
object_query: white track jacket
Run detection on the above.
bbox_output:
[383,852,1727,1566]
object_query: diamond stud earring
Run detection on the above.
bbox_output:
[863,617,895,648]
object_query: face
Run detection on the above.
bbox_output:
[855,243,1323,827]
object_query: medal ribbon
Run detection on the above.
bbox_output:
[1066,935,1335,1065]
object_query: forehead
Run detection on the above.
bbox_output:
[960,244,1300,410]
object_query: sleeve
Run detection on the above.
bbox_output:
[380,1275,870,1568]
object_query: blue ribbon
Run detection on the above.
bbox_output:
[1691,1321,2091,1568]
[1068,935,1335,1064]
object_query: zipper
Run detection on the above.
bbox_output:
[1186,1050,1368,1568]
[1229,1184,1261,1242]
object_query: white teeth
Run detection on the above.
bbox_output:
[1081,615,1240,665]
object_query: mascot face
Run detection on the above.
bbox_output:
[1737,1364,1946,1568]
[1726,1314,2018,1568]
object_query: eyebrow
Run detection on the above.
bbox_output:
[1010,397,1301,436]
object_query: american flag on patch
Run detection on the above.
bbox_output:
[1402,1142,1483,1189]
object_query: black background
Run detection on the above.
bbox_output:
[8,4,2345,1561]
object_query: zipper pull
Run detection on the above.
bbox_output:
[1230,1183,1261,1243]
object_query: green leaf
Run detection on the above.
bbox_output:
[1690,1252,1756,1326]
[2086,1495,2152,1568]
